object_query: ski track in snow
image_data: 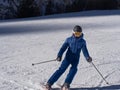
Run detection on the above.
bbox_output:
[0,10,120,90]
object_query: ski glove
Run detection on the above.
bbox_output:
[87,57,92,63]
[56,57,62,62]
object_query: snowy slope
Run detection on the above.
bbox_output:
[0,10,120,90]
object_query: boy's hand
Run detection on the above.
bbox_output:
[87,57,92,63]
[56,57,62,62]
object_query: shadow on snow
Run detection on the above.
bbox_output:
[0,10,120,35]
[53,84,120,90]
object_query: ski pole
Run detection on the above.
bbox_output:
[91,62,109,85]
[32,59,56,66]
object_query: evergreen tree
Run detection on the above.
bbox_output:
[103,0,118,9]
[45,0,53,15]
[1,0,20,19]
[85,0,118,10]
[17,0,40,18]
[71,0,86,11]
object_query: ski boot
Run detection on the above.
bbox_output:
[61,83,70,90]
[44,83,52,90]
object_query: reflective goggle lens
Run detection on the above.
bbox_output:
[73,31,82,37]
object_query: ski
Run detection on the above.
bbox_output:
[39,83,59,90]
[55,83,70,90]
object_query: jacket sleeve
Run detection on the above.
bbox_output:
[82,40,90,60]
[57,39,69,57]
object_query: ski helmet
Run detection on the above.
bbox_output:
[73,25,82,32]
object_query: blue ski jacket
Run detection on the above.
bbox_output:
[57,34,90,62]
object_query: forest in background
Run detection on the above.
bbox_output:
[0,0,120,19]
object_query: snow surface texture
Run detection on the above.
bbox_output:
[0,10,120,90]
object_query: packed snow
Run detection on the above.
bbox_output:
[0,10,120,90]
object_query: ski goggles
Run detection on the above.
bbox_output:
[73,31,82,37]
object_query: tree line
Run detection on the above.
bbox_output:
[0,0,119,19]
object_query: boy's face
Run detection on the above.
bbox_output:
[73,31,82,37]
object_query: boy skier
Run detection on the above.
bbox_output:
[44,25,92,90]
